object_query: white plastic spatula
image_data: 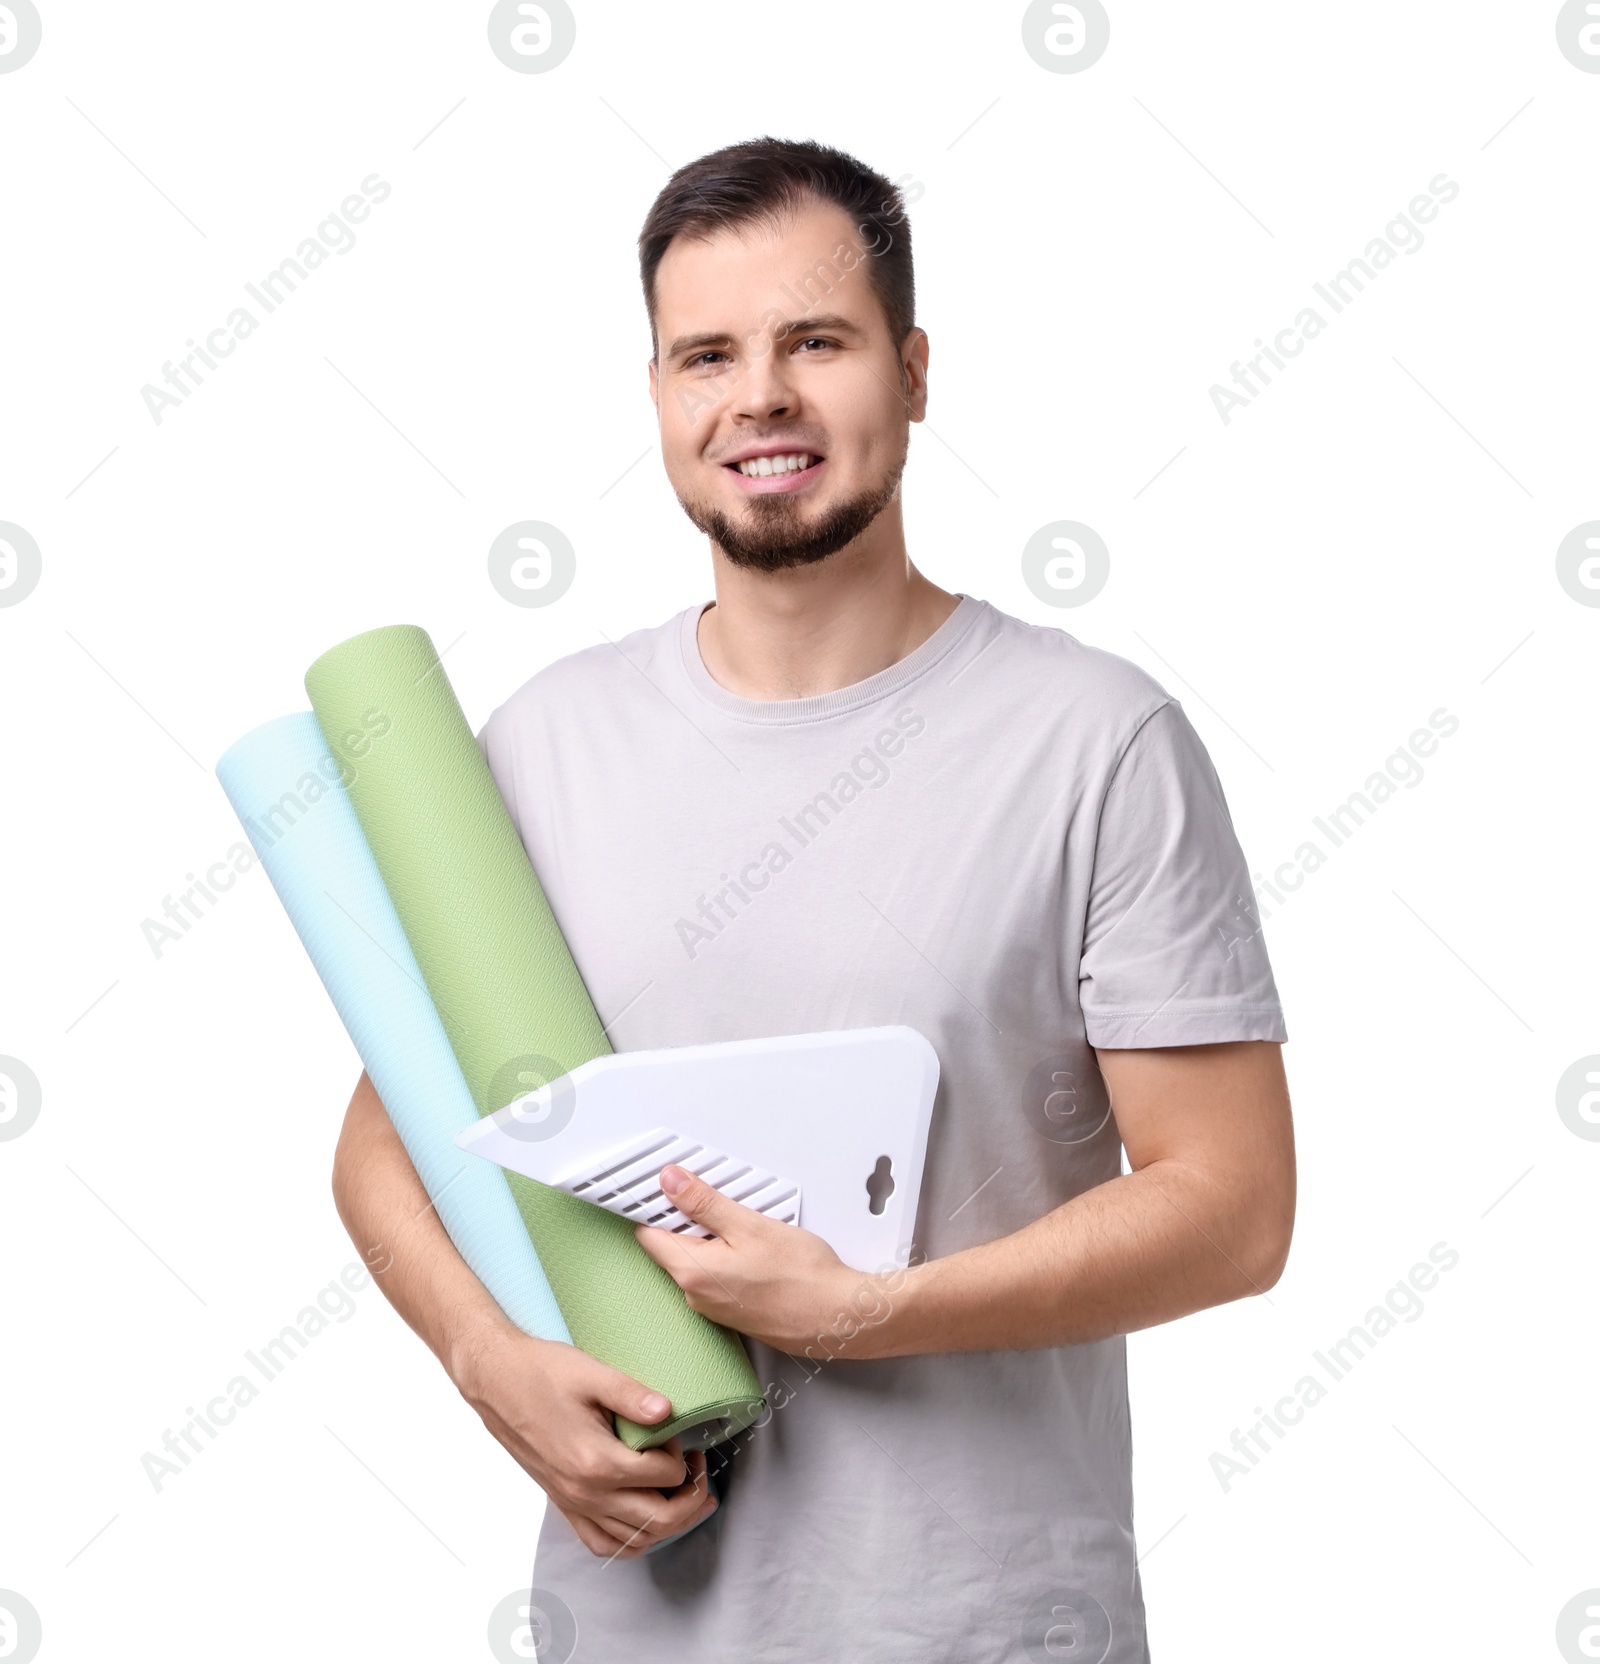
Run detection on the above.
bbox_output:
[555,1127,803,1236]
[455,1026,939,1271]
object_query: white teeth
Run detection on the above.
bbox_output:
[736,453,814,477]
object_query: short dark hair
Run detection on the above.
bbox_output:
[638,136,915,360]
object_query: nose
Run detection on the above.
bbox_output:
[732,339,799,424]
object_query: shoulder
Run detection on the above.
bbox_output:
[479,606,693,750]
[964,598,1176,739]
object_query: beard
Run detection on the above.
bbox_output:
[675,441,908,574]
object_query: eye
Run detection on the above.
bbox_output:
[687,350,730,369]
[794,336,835,354]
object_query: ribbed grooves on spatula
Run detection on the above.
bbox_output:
[558,1128,801,1236]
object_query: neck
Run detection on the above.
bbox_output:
[697,503,959,700]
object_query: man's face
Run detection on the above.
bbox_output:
[648,196,928,572]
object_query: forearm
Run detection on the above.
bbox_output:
[859,1157,1283,1359]
[331,1072,717,1559]
[331,1070,519,1379]
[634,1043,1294,1363]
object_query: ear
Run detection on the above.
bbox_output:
[901,327,930,423]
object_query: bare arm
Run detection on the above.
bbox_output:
[332,1071,716,1556]
[635,1039,1295,1357]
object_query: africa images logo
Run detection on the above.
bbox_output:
[1021,0,1111,74]
[486,0,577,72]
[0,1,43,73]
[0,522,42,607]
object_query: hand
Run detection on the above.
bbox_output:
[448,1324,716,1559]
[633,1164,893,1357]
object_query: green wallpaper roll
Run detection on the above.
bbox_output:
[306,625,763,1450]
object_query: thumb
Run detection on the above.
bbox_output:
[659,1163,743,1237]
[585,1358,673,1428]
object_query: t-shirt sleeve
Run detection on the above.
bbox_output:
[1078,699,1287,1048]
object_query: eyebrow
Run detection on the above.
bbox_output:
[664,313,866,363]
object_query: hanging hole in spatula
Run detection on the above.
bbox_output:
[865,1154,895,1216]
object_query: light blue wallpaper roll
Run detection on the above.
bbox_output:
[216,711,571,1345]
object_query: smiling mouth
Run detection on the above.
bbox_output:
[725,452,821,478]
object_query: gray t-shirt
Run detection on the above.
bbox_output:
[478,594,1287,1664]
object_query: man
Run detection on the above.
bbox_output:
[332,137,1294,1662]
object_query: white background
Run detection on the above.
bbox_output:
[1,2,1595,1660]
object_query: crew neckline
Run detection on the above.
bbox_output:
[677,593,986,726]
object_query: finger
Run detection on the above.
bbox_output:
[657,1163,747,1240]
[559,1487,700,1553]
[562,1507,634,1558]
[632,1222,700,1279]
[624,1432,690,1492]
[592,1521,651,1560]
[581,1358,676,1434]
[593,1455,712,1537]
[651,1445,707,1503]
[632,1209,727,1272]
[657,1449,709,1509]
[603,1440,693,1490]
[562,1424,691,1493]
[655,1434,705,1491]
[559,1449,714,1558]
[592,1517,668,1560]
[601,1482,718,1548]
[604,1495,719,1558]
